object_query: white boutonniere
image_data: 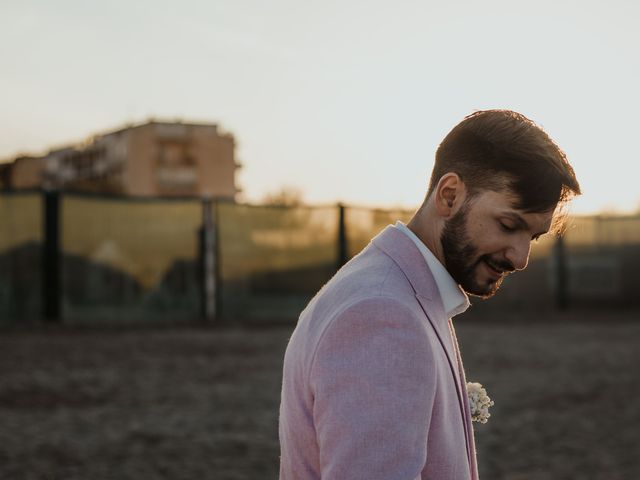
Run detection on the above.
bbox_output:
[467,382,494,424]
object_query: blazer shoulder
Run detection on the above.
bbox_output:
[333,244,417,301]
[309,294,431,369]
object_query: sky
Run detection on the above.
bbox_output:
[1,0,639,214]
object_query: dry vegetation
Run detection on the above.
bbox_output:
[0,310,638,479]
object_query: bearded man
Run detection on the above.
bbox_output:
[278,110,581,480]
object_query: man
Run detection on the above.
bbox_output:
[279,110,581,479]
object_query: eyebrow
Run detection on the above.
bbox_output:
[503,212,549,238]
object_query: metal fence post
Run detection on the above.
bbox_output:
[554,235,569,310]
[43,190,61,322]
[200,197,218,321]
[337,203,347,269]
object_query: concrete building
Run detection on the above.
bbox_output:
[1,120,242,199]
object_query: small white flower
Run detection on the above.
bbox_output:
[467,382,494,424]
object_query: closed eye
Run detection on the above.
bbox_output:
[499,222,517,232]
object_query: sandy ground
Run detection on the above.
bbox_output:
[0,310,638,480]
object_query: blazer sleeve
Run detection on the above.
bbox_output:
[309,296,437,480]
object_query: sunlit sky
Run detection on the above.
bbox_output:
[1,0,639,214]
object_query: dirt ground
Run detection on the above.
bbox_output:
[0,310,638,480]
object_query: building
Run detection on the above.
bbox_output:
[1,120,242,199]
[0,155,46,191]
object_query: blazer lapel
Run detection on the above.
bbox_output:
[372,226,464,391]
[372,225,470,454]
[415,293,465,405]
[449,319,479,480]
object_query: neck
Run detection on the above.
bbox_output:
[406,203,447,267]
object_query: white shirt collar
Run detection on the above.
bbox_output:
[394,221,470,318]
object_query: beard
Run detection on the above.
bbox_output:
[440,204,513,299]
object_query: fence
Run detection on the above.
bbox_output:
[1,191,639,325]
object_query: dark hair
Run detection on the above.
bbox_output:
[428,110,581,219]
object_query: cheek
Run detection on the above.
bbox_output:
[465,220,481,239]
[467,221,503,254]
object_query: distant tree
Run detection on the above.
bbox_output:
[262,186,305,206]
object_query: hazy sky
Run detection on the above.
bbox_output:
[1,0,639,214]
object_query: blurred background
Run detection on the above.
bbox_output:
[1,0,639,478]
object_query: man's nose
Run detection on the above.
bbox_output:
[505,238,531,271]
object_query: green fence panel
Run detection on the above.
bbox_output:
[217,203,339,322]
[61,194,202,323]
[0,193,42,322]
[561,215,640,307]
[344,207,413,259]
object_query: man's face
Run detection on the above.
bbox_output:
[441,189,554,298]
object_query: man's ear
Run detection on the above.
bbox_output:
[434,173,466,217]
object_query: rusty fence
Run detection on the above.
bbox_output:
[1,191,638,325]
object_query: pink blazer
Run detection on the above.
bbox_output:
[279,225,479,479]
